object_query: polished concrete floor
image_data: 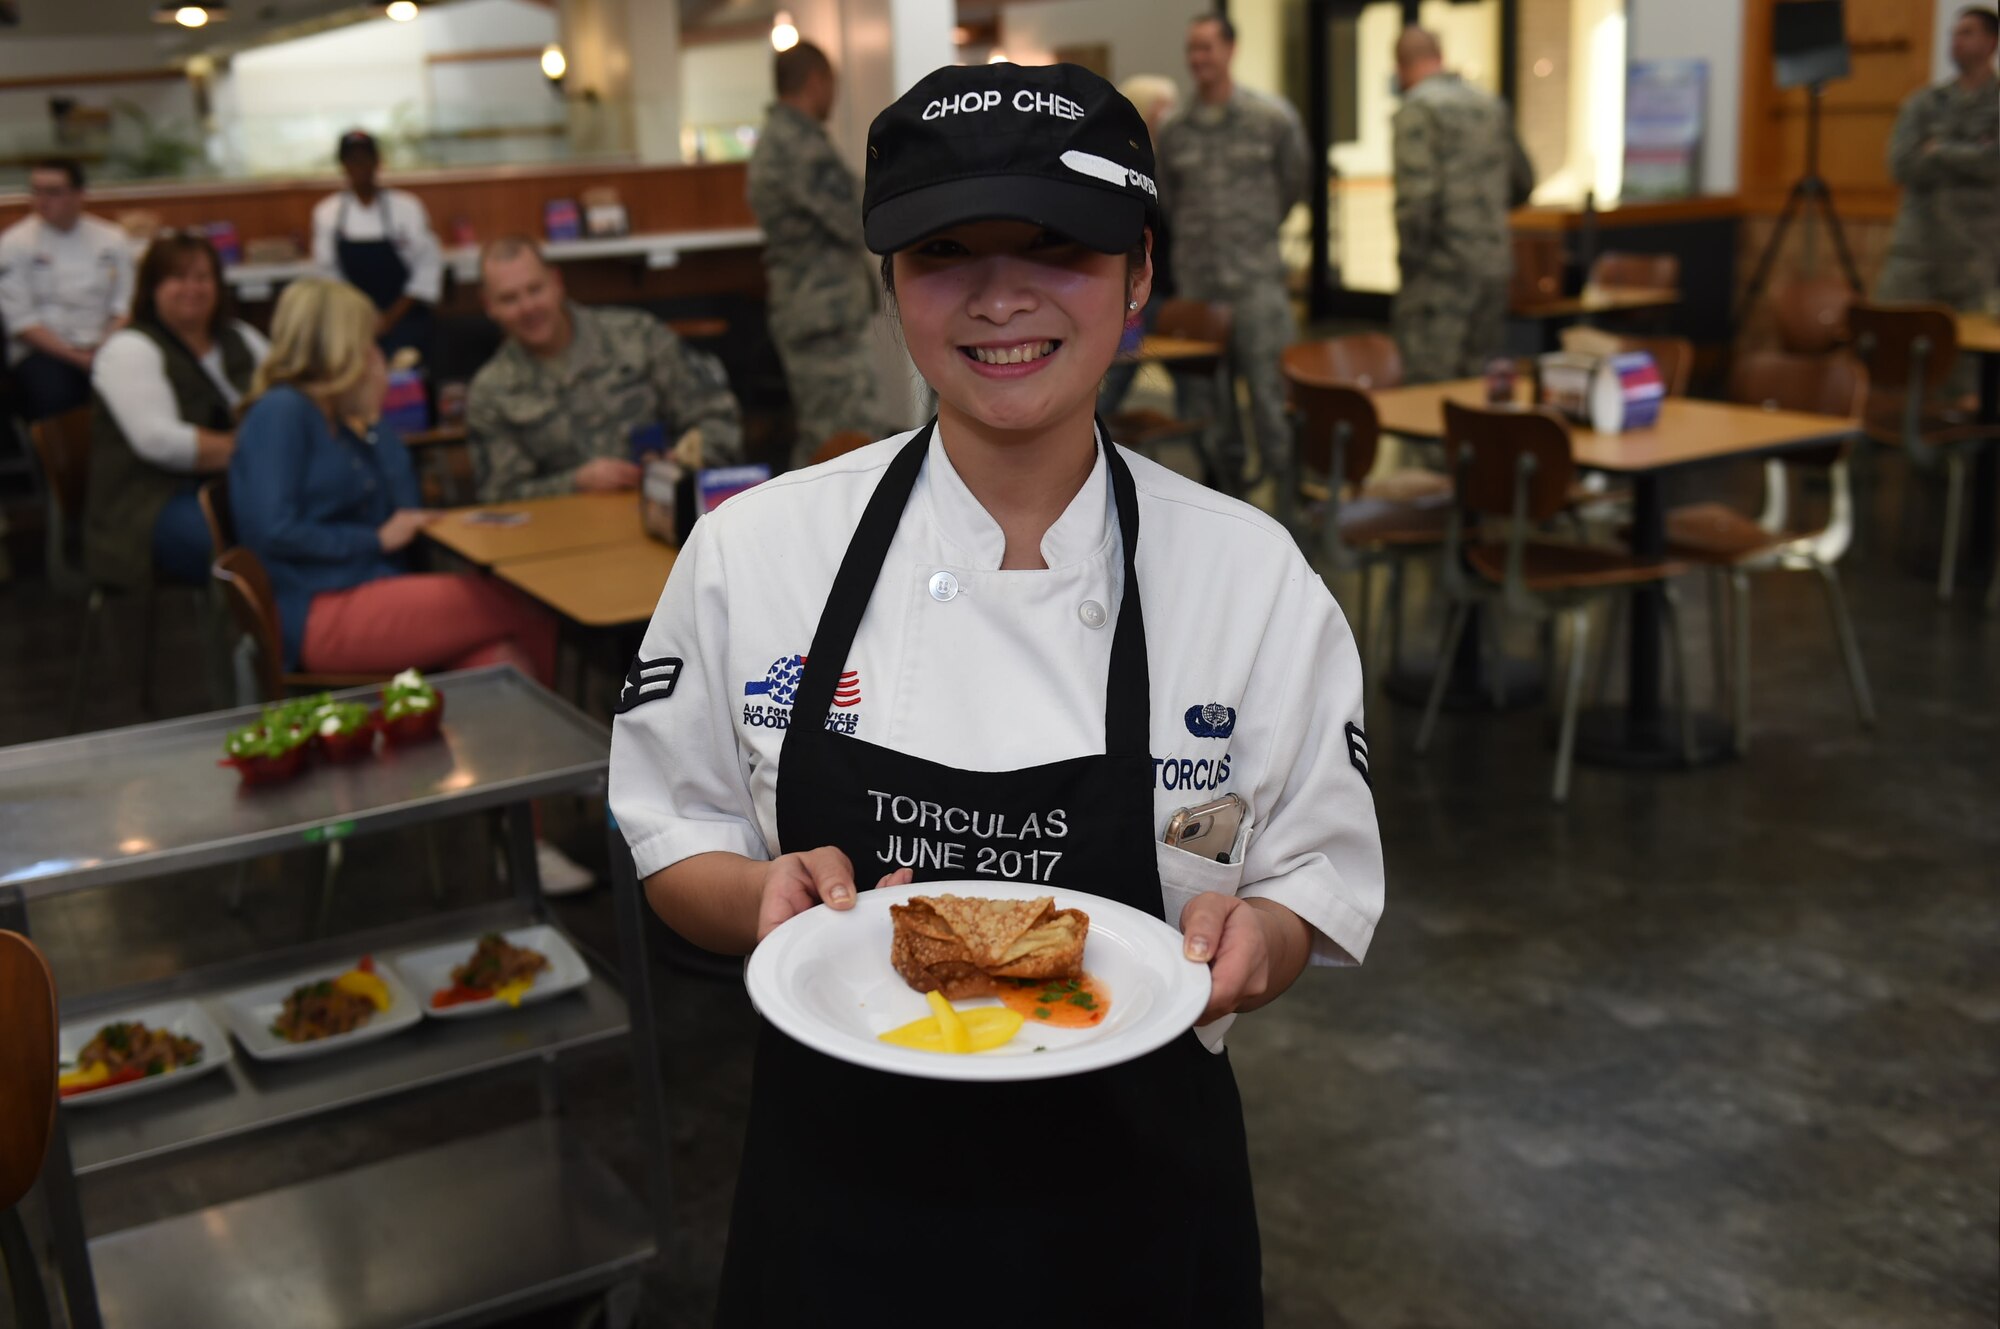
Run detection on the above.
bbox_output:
[2,444,1996,1329]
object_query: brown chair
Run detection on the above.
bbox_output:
[1611,334,1694,397]
[1847,302,2000,604]
[1284,332,1405,392]
[1510,232,1564,311]
[1588,251,1680,293]
[1415,402,1694,802]
[211,546,386,702]
[1282,352,1451,681]
[1650,350,1874,752]
[196,475,235,558]
[1104,298,1235,469]
[1772,275,1855,354]
[808,430,874,466]
[1,929,57,1328]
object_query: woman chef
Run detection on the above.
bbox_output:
[311,130,442,361]
[608,62,1383,1327]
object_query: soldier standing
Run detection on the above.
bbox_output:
[748,41,887,468]
[1876,6,1999,313]
[1157,14,1309,488]
[1389,28,1535,384]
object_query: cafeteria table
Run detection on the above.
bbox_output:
[423,491,644,567]
[1371,379,1857,766]
[1958,312,2000,589]
[1512,286,1682,351]
[498,539,679,629]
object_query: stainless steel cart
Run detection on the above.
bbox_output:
[0,667,670,1329]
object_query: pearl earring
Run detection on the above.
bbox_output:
[1127,300,1139,311]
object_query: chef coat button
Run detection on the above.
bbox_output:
[928,571,959,603]
[1079,600,1107,629]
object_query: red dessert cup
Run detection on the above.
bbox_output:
[377,692,445,746]
[316,724,378,762]
[222,745,307,788]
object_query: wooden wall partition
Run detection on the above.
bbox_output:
[0,160,757,255]
[1738,0,1938,221]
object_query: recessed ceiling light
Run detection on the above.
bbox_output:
[386,0,419,20]
[155,1,227,25]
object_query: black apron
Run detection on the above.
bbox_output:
[335,195,433,361]
[717,422,1263,1327]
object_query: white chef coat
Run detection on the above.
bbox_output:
[0,213,135,366]
[91,321,270,471]
[310,188,444,304]
[611,427,1385,1019]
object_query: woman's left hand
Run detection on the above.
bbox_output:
[1179,893,1297,1026]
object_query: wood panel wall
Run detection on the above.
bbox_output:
[0,160,756,254]
[1738,0,1938,220]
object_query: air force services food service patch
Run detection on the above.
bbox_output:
[741,654,861,733]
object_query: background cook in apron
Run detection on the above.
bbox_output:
[311,130,442,363]
[608,61,1384,1326]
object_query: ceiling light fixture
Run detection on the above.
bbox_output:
[155,1,227,25]
[386,0,419,20]
[771,10,799,52]
[540,43,567,81]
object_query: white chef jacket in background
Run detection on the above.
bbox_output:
[0,213,135,365]
[310,189,444,304]
[91,321,270,471]
[610,428,1386,1010]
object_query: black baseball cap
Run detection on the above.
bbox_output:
[337,130,379,161]
[863,62,1160,256]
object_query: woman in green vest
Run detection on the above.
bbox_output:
[84,233,268,588]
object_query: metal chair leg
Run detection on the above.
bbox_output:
[1416,599,1473,754]
[1708,567,1731,711]
[1938,451,1966,601]
[1660,583,1698,765]
[1553,606,1592,804]
[1817,561,1876,729]
[65,588,105,734]
[1731,570,1752,755]
[1386,558,1408,678]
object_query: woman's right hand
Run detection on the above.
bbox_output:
[376,507,439,552]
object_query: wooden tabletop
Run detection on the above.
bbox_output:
[402,422,469,449]
[424,491,645,566]
[496,538,678,628]
[1958,312,2000,357]
[1132,334,1227,362]
[1372,378,1857,473]
[1512,286,1682,320]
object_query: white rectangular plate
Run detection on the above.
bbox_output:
[57,999,233,1108]
[217,960,422,1061]
[387,925,592,1020]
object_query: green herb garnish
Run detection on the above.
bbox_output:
[1033,1007,1052,1019]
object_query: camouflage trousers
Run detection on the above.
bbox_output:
[775,322,887,468]
[1393,272,1510,385]
[1177,279,1298,480]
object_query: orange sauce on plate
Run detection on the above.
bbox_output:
[995,973,1111,1028]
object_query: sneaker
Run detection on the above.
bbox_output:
[535,840,596,896]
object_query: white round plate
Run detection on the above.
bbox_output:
[745,880,1211,1082]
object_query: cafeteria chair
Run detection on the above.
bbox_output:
[1651,350,1875,752]
[1847,302,2000,604]
[28,405,176,732]
[210,545,444,921]
[196,474,235,557]
[1281,347,1451,681]
[809,429,874,466]
[1104,298,1235,479]
[1415,401,1694,803]
[1587,251,1681,295]
[0,929,57,1329]
[1773,275,1855,354]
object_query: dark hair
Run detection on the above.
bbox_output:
[775,41,833,95]
[1190,13,1237,43]
[30,157,85,190]
[131,233,230,340]
[1958,6,1999,37]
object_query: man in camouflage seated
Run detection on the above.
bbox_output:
[467,237,744,501]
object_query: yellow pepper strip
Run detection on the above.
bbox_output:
[334,970,393,1011]
[59,1063,112,1092]
[926,990,970,1053]
[879,1002,1025,1054]
[491,978,534,1008]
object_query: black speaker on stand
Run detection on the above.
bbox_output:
[1731,0,1864,334]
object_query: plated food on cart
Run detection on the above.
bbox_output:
[387,925,592,1019]
[217,955,422,1060]
[218,670,446,787]
[56,999,233,1107]
[745,881,1211,1083]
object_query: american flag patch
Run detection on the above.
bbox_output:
[831,670,862,708]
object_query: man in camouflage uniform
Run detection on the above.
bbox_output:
[748,41,886,468]
[1876,6,1998,314]
[1157,13,1309,487]
[1390,27,1535,384]
[467,237,742,502]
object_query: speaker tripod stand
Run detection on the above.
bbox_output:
[1732,82,1862,332]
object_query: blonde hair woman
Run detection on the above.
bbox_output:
[229,276,554,694]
